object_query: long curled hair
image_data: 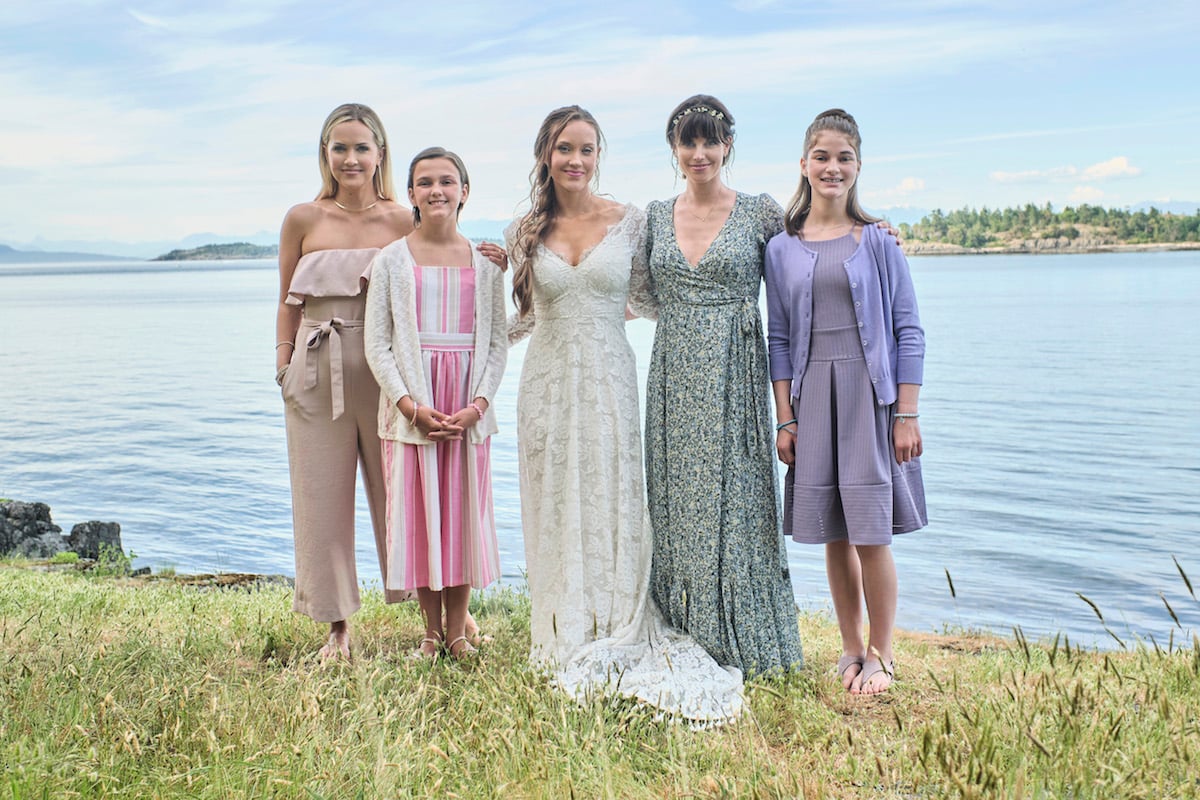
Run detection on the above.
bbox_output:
[511,105,604,317]
[783,108,878,237]
[315,103,395,202]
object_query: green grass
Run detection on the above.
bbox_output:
[1,564,1197,799]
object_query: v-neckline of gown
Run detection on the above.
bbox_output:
[671,192,740,269]
[542,205,630,268]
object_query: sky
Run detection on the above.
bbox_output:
[2,0,1198,251]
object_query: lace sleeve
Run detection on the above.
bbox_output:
[625,205,658,321]
[507,309,535,345]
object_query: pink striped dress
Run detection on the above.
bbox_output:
[381,265,500,591]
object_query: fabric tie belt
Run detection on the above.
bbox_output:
[674,294,765,455]
[300,316,363,420]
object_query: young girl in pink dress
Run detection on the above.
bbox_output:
[364,147,507,659]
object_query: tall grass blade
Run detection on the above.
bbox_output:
[1076,592,1104,622]
[1173,555,1195,601]
[1161,592,1182,629]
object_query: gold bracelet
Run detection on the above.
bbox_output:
[275,341,295,350]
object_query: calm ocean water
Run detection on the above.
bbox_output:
[2,251,1198,649]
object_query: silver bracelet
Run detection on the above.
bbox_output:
[409,402,420,427]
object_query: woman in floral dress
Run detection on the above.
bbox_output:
[644,95,804,676]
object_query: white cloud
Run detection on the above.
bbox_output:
[862,176,927,205]
[991,157,1139,185]
[1081,156,1140,180]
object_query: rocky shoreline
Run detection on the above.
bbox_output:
[1,499,124,561]
[0,499,293,588]
[903,239,1200,256]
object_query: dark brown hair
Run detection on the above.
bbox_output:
[406,146,470,226]
[665,94,736,166]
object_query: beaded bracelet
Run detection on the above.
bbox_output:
[469,401,485,420]
[775,419,798,431]
[895,412,919,425]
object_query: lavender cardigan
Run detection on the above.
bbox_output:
[764,222,924,408]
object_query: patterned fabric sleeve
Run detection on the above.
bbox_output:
[758,193,786,242]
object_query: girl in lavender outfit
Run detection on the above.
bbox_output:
[765,109,927,694]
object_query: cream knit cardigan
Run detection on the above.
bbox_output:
[363,237,507,445]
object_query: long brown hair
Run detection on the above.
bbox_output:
[315,103,395,202]
[783,108,878,237]
[510,105,604,317]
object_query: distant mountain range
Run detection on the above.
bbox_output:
[3,202,1196,260]
[0,220,509,261]
[0,243,138,263]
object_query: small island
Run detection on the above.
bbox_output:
[900,203,1200,255]
[154,242,278,261]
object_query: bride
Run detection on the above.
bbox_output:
[499,105,743,723]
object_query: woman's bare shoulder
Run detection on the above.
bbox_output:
[376,200,413,238]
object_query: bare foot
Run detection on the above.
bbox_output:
[835,654,865,691]
[851,659,894,695]
[318,621,351,662]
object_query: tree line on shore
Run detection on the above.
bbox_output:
[154,204,1200,259]
[899,204,1200,248]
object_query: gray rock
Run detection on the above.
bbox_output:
[1,500,66,556]
[17,532,66,558]
[68,521,123,560]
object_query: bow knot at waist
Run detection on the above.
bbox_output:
[299,317,364,420]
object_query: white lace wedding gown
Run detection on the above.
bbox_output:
[505,205,744,723]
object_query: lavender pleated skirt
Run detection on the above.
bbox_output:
[784,324,927,546]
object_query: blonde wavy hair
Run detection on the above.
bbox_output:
[315,103,396,202]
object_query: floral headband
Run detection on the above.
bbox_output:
[670,105,727,131]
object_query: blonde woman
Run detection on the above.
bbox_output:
[277,104,492,660]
